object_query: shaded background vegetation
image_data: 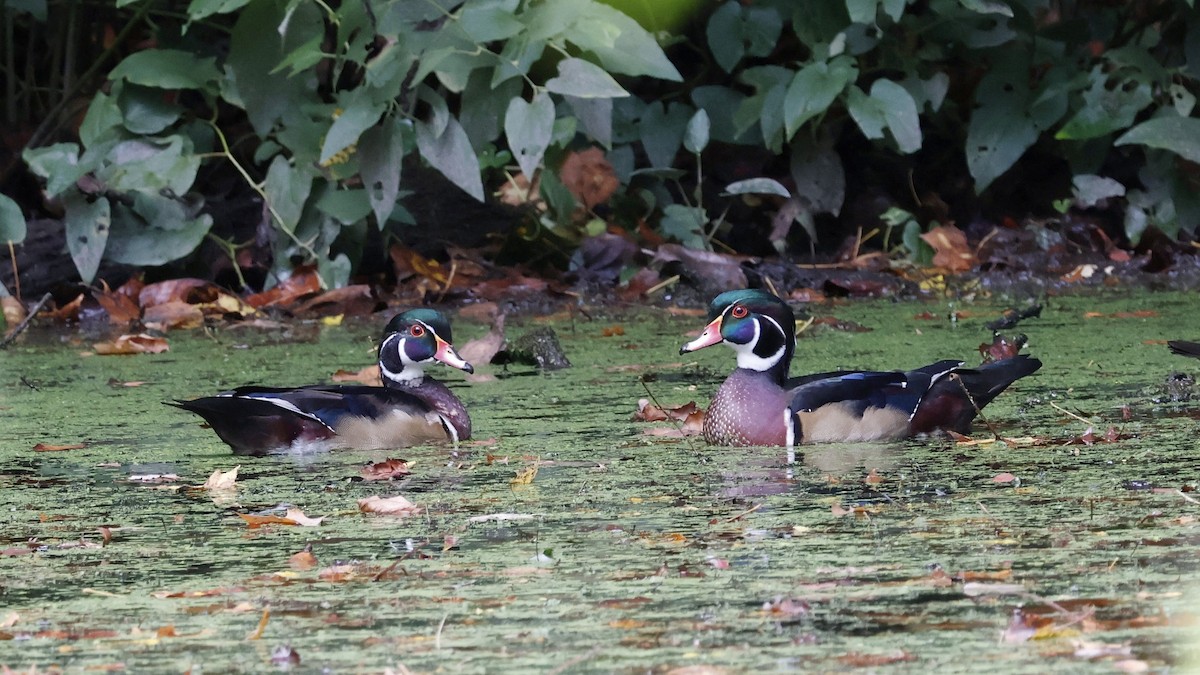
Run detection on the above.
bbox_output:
[2,0,1199,299]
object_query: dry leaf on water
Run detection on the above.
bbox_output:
[458,313,506,366]
[360,458,412,481]
[330,365,381,385]
[358,495,422,516]
[143,301,204,331]
[245,267,321,308]
[283,508,324,527]
[202,466,239,490]
[93,334,169,355]
[92,282,141,324]
[511,463,539,485]
[288,546,318,571]
[32,442,87,452]
[238,513,298,528]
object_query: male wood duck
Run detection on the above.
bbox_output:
[170,309,473,454]
[1168,341,1200,358]
[680,289,1042,447]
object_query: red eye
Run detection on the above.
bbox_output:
[410,324,425,337]
[731,305,748,319]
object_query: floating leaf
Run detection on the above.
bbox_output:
[92,334,169,355]
[202,466,239,490]
[357,494,422,516]
[360,458,412,481]
[32,442,87,452]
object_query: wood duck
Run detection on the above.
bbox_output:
[1168,341,1200,358]
[170,309,473,455]
[680,289,1042,447]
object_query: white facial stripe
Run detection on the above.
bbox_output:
[380,334,426,385]
[730,319,785,371]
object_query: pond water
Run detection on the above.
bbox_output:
[1,291,1198,673]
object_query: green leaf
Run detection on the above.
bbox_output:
[1056,69,1152,141]
[790,135,845,216]
[1072,174,1125,208]
[692,85,749,144]
[318,253,352,289]
[264,156,313,234]
[107,49,221,93]
[461,70,522,147]
[0,194,27,243]
[565,95,613,147]
[415,115,484,202]
[359,119,406,227]
[846,0,878,24]
[63,192,111,284]
[458,0,524,42]
[783,57,857,139]
[23,143,86,198]
[545,58,629,98]
[732,66,790,150]
[106,194,212,266]
[117,83,182,135]
[555,0,682,81]
[1116,116,1200,164]
[959,0,1013,16]
[902,219,934,265]
[79,91,124,147]
[1169,84,1196,117]
[706,2,783,73]
[640,101,692,169]
[505,92,555,178]
[724,178,790,197]
[846,85,886,139]
[228,1,320,136]
[187,0,250,20]
[659,204,708,249]
[98,136,201,196]
[871,79,921,153]
[684,109,710,154]
[316,189,373,225]
[320,92,385,165]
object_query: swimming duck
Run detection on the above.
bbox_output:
[170,309,473,454]
[679,289,1041,446]
[1168,341,1200,358]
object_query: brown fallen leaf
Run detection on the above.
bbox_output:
[245,267,321,308]
[559,147,619,208]
[143,301,204,331]
[633,399,699,423]
[283,508,323,527]
[360,458,412,481]
[33,442,87,452]
[921,224,977,273]
[288,547,318,571]
[292,285,375,316]
[330,365,381,385]
[41,293,84,321]
[511,463,539,485]
[836,650,915,667]
[238,514,298,529]
[93,333,169,355]
[458,313,506,366]
[92,282,141,324]
[2,295,27,326]
[357,494,422,516]
[202,466,239,490]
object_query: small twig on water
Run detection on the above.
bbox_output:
[640,378,700,452]
[0,292,52,350]
[727,503,764,522]
[435,613,448,651]
[1049,401,1093,426]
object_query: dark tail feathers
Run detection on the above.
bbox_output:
[910,355,1042,434]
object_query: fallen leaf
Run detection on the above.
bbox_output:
[601,324,625,337]
[143,301,204,331]
[237,514,298,529]
[330,365,381,385]
[1,296,26,326]
[993,472,1017,483]
[33,442,87,452]
[836,650,915,667]
[559,147,619,208]
[357,494,422,516]
[41,293,84,321]
[292,285,375,316]
[202,466,239,490]
[920,224,977,272]
[92,282,141,324]
[288,546,318,571]
[245,268,322,308]
[360,458,412,481]
[283,508,323,527]
[511,463,539,485]
[458,313,506,366]
[633,399,700,423]
[93,334,169,355]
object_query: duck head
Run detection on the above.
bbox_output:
[378,309,474,386]
[679,289,796,385]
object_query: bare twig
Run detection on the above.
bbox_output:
[0,292,52,349]
[1049,401,1093,426]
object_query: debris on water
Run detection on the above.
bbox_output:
[1163,371,1195,402]
[493,326,571,370]
[986,304,1042,330]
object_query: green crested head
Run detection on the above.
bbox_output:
[707,288,785,321]
[384,308,453,343]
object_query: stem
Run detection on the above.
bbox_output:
[204,233,250,290]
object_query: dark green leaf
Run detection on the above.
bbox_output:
[723,178,790,197]
[846,0,877,24]
[107,50,221,93]
[316,189,373,225]
[63,192,110,284]
[461,70,522,147]
[660,204,708,249]
[565,95,613,148]
[783,57,857,139]
[1116,116,1200,164]
[706,2,783,73]
[684,109,710,154]
[554,0,682,81]
[318,253,352,289]
[1072,174,1125,208]
[359,119,406,227]
[80,91,124,147]
[415,115,484,202]
[790,135,844,216]
[264,156,314,234]
[545,58,629,98]
[98,136,201,196]
[0,194,27,243]
[320,92,386,165]
[228,1,320,136]
[23,143,86,198]
[187,0,250,20]
[846,86,886,139]
[640,101,692,169]
[105,194,212,266]
[458,0,524,42]
[1056,70,1152,141]
[692,85,749,144]
[505,92,555,178]
[117,83,182,135]
[872,79,921,153]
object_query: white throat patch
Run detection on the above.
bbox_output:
[729,317,786,372]
[379,335,426,386]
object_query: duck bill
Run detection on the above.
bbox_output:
[680,316,724,355]
[434,337,474,374]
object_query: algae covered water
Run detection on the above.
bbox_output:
[1,292,1198,672]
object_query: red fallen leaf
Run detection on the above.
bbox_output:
[811,316,872,332]
[288,546,318,571]
[633,399,700,422]
[244,267,322,308]
[993,472,1017,483]
[762,597,809,616]
[138,278,213,307]
[837,650,916,667]
[292,285,375,316]
[914,311,939,320]
[864,468,883,484]
[237,513,298,529]
[458,313,506,366]
[360,458,412,481]
[357,494,421,516]
[92,333,169,355]
[600,325,625,337]
[921,224,977,273]
[979,333,1028,363]
[143,301,204,331]
[33,442,87,452]
[41,293,84,321]
[330,365,381,385]
[92,281,141,324]
[559,147,619,208]
[788,287,827,303]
